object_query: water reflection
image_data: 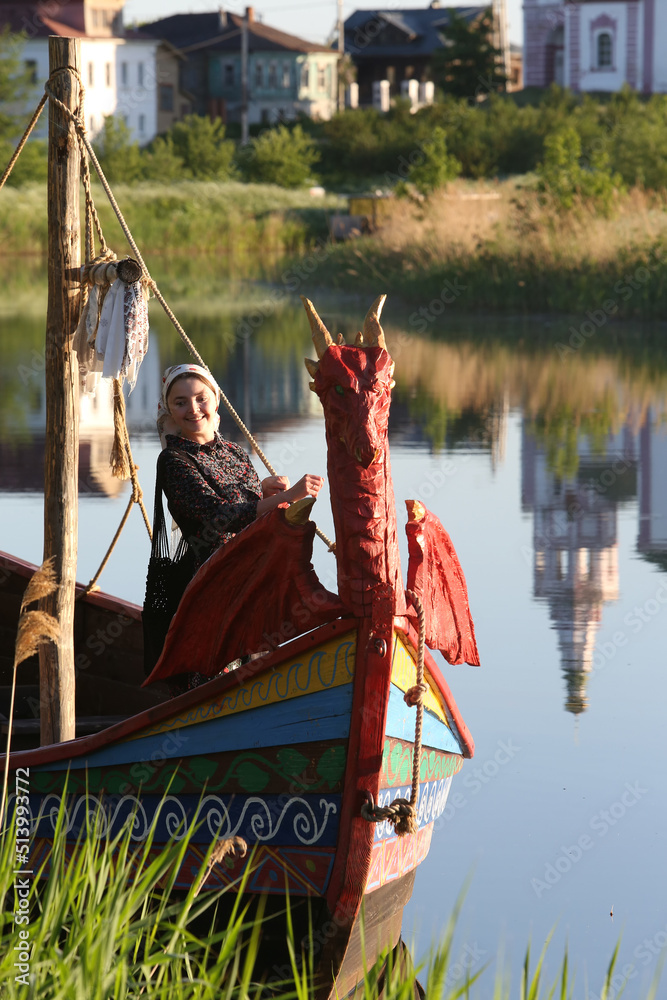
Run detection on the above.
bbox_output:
[3,293,667,719]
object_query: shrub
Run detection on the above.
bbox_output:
[236,124,319,188]
[405,126,461,195]
[537,125,625,214]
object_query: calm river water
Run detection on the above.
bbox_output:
[1,268,666,996]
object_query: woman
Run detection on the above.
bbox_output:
[157,363,323,566]
[145,363,323,687]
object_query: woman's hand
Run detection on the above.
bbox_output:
[261,475,290,498]
[256,474,324,517]
[283,474,324,502]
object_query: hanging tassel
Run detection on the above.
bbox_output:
[111,378,131,480]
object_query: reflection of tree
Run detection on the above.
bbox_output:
[4,262,667,453]
[392,385,495,452]
[528,402,617,478]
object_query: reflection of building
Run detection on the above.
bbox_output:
[638,407,667,571]
[522,421,637,714]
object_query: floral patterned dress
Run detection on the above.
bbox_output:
[157,433,263,691]
[158,432,262,569]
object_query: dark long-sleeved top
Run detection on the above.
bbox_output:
[158,433,262,568]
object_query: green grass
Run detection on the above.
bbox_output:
[0,795,663,998]
[0,181,344,261]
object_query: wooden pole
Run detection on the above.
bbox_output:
[39,36,81,745]
[241,12,249,145]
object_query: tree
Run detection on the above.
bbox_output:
[430,8,505,100]
[93,116,143,184]
[236,125,319,188]
[169,115,235,180]
[141,134,185,182]
[0,28,47,185]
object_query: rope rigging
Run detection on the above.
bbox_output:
[361,591,428,837]
[1,67,335,591]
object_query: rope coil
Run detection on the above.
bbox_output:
[361,591,427,837]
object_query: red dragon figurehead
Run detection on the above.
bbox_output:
[301,296,403,617]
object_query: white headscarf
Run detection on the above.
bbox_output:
[157,364,222,447]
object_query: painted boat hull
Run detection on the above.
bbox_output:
[1,552,473,996]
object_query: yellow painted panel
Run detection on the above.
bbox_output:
[132,632,357,740]
[390,632,449,725]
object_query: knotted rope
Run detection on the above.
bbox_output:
[361,591,428,837]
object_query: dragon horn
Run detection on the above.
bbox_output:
[301,296,333,359]
[362,294,387,349]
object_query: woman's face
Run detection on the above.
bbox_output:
[166,377,218,443]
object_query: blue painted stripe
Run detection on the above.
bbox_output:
[41,684,354,772]
[372,776,453,842]
[385,683,462,754]
[28,791,341,846]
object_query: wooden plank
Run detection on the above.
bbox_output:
[134,631,356,739]
[38,684,355,771]
[39,38,81,746]
[395,620,475,758]
[384,683,462,754]
[28,738,348,796]
[4,618,359,770]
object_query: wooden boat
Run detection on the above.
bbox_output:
[1,301,479,996]
[1,39,480,999]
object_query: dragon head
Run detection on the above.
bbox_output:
[302,296,395,468]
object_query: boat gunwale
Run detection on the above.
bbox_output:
[2,614,360,769]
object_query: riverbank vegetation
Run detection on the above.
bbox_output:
[3,50,667,316]
[0,804,661,999]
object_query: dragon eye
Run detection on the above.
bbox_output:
[334,385,345,395]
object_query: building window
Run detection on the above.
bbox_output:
[138,62,144,87]
[255,62,263,88]
[105,62,112,86]
[223,62,234,87]
[121,61,128,86]
[88,61,94,86]
[138,114,145,134]
[92,9,99,27]
[268,63,277,88]
[89,114,95,133]
[260,108,270,124]
[159,84,174,111]
[282,63,290,88]
[317,64,326,90]
[597,32,612,68]
[24,59,37,84]
[301,63,309,89]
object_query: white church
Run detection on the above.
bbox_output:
[523,0,667,92]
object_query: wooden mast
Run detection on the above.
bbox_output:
[39,37,81,745]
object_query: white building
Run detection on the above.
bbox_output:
[2,0,160,143]
[523,0,667,93]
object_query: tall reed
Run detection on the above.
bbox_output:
[0,794,663,998]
